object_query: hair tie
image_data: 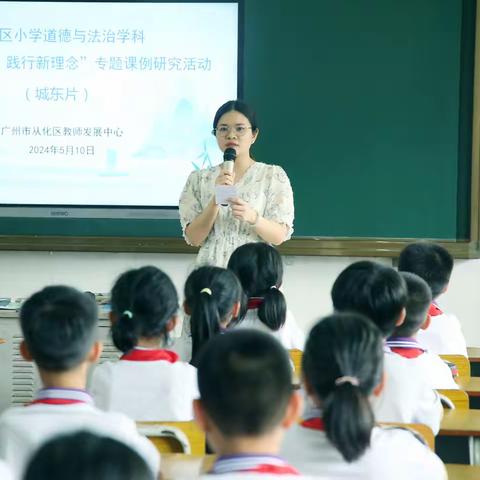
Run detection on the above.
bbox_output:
[335,376,360,387]
[200,288,212,296]
[123,310,133,319]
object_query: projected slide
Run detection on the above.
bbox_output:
[0,2,238,208]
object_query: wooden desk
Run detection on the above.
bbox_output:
[162,455,480,480]
[460,377,480,398]
[440,409,480,464]
[161,453,214,480]
[467,347,480,363]
[445,464,480,480]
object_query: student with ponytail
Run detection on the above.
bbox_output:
[227,242,305,350]
[281,313,446,479]
[90,266,198,421]
[173,266,242,365]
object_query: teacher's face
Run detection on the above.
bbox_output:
[215,110,258,158]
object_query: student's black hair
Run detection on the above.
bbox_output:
[196,329,293,436]
[110,266,179,353]
[23,431,154,480]
[398,242,454,299]
[391,272,432,338]
[184,266,242,366]
[227,242,287,331]
[212,99,258,132]
[303,313,384,462]
[331,261,407,338]
[20,286,98,372]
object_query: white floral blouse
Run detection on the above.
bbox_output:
[179,162,294,267]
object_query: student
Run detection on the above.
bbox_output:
[90,266,198,420]
[173,266,242,365]
[0,286,159,479]
[398,242,468,356]
[24,431,154,480]
[194,330,305,478]
[386,272,458,389]
[331,261,443,434]
[281,313,447,480]
[227,242,305,350]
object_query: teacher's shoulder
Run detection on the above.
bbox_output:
[263,163,291,184]
[187,164,220,183]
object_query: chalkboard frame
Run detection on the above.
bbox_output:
[0,0,479,259]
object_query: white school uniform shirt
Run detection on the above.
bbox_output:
[416,302,468,356]
[234,306,305,350]
[371,348,443,434]
[90,348,198,421]
[281,421,447,480]
[0,460,13,480]
[0,388,160,479]
[386,337,459,390]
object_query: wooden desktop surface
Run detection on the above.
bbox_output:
[460,377,480,398]
[446,463,480,480]
[468,347,480,363]
[160,454,480,480]
[161,453,214,479]
[440,409,480,436]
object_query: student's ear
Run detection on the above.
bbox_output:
[87,341,103,364]
[421,314,432,331]
[372,371,386,397]
[20,340,33,362]
[183,300,191,316]
[395,307,406,326]
[281,391,304,429]
[109,311,118,326]
[231,301,241,320]
[165,315,178,333]
[193,399,212,433]
[302,376,315,397]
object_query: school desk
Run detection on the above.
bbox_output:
[468,348,480,377]
[439,409,480,464]
[160,453,214,479]
[467,347,480,363]
[446,464,480,480]
[160,454,479,480]
[460,377,480,398]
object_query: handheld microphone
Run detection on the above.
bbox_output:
[222,148,236,174]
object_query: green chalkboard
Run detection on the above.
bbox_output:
[0,0,476,252]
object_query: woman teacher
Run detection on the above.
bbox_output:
[179,100,294,267]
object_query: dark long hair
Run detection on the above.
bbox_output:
[184,266,242,366]
[213,100,258,133]
[303,313,384,462]
[110,266,179,352]
[227,242,286,331]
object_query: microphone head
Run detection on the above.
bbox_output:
[223,148,237,162]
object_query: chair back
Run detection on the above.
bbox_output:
[289,349,303,376]
[437,389,469,409]
[440,354,471,383]
[137,421,206,455]
[380,422,435,450]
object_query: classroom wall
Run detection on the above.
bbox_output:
[0,251,478,346]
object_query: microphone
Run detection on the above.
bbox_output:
[223,147,236,174]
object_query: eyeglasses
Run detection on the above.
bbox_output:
[212,125,253,137]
